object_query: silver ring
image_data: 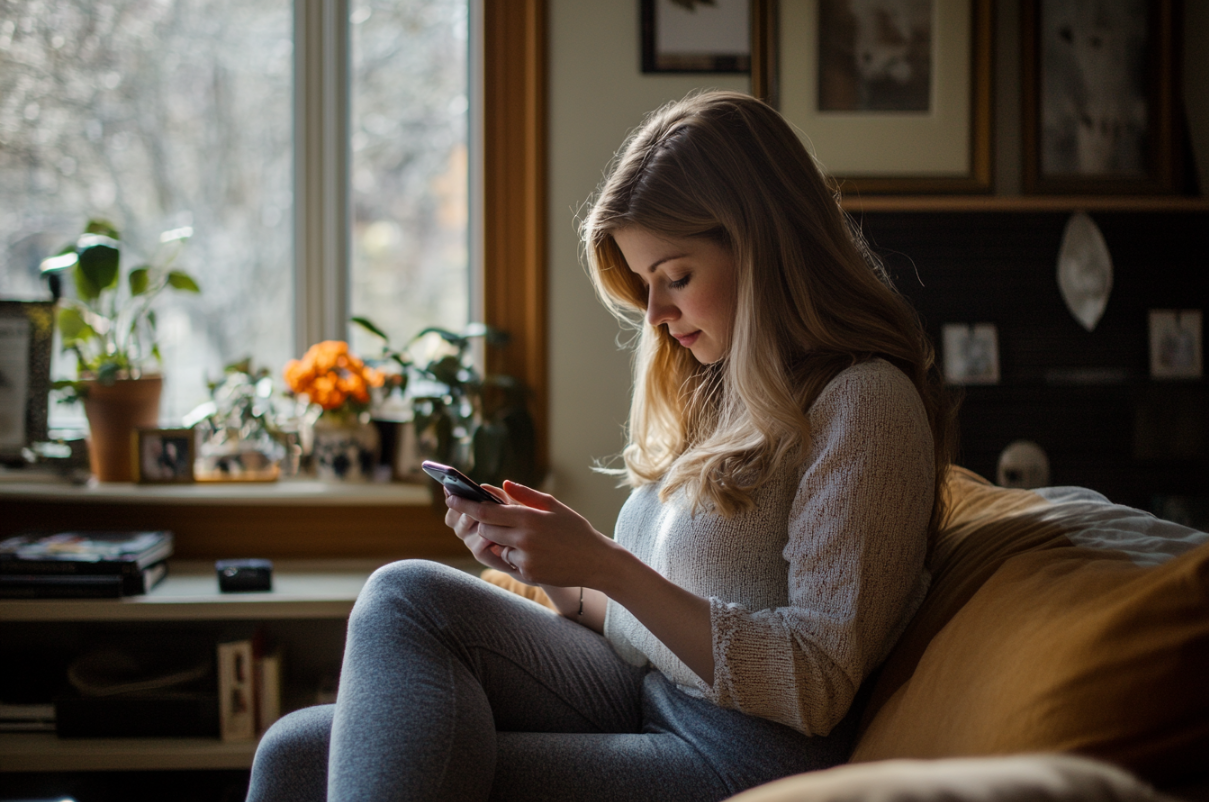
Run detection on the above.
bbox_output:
[502,546,518,571]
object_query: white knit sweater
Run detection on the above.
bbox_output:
[603,358,935,736]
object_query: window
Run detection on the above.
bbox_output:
[0,0,471,425]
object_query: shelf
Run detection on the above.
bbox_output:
[840,195,1209,213]
[0,732,258,772]
[0,558,481,622]
[0,477,433,506]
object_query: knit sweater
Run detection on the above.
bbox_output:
[603,358,935,737]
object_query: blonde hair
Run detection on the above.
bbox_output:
[582,90,955,533]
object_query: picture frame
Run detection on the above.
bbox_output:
[642,0,752,73]
[751,0,994,194]
[1021,0,1181,195]
[942,322,1000,385]
[134,427,196,484]
[0,301,54,461]
[1148,310,1202,380]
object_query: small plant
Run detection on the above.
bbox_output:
[352,317,536,487]
[41,219,200,399]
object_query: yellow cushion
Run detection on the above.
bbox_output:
[852,516,1209,784]
[480,568,557,611]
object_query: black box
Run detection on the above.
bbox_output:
[216,558,273,592]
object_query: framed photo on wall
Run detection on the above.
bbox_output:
[751,0,994,194]
[0,301,54,462]
[642,0,752,73]
[1021,0,1181,195]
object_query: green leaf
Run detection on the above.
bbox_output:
[351,316,390,341]
[428,355,463,387]
[56,307,97,346]
[84,219,120,239]
[414,327,467,349]
[96,362,121,385]
[166,271,200,292]
[76,243,120,299]
[129,266,150,296]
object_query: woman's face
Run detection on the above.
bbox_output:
[613,226,737,365]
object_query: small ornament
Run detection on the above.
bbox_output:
[1057,211,1113,332]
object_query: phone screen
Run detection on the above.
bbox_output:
[421,460,503,504]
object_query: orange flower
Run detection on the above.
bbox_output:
[283,340,384,413]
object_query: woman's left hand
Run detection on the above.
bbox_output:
[444,481,618,587]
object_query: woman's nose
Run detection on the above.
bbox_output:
[646,287,678,327]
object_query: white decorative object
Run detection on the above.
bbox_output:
[1057,211,1113,332]
[997,440,1051,489]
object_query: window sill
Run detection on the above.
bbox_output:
[0,476,459,561]
[0,476,432,506]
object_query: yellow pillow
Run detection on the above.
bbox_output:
[480,568,557,611]
[850,539,1209,784]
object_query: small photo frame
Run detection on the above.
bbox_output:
[943,323,1000,385]
[0,301,54,461]
[135,428,196,484]
[1148,310,1203,380]
[641,0,751,73]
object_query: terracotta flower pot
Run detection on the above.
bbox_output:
[82,376,163,482]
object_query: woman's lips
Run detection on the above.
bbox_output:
[672,331,701,347]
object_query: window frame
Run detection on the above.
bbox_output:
[296,0,547,475]
[0,0,548,560]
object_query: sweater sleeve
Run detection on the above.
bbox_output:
[698,363,935,735]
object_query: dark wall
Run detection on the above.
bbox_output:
[859,210,1208,523]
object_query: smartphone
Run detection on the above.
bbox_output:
[421,460,504,504]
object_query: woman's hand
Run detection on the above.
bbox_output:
[444,481,617,587]
[445,482,715,681]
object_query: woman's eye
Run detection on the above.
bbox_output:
[668,274,690,289]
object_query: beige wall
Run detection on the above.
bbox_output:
[545,1,1209,536]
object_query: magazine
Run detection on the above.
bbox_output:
[0,531,173,576]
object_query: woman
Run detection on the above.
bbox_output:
[247,90,953,802]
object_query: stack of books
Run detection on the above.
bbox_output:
[0,530,173,598]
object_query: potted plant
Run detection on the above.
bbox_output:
[41,219,200,481]
[282,340,386,482]
[352,318,536,489]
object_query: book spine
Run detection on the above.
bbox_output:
[0,574,124,599]
[0,562,168,598]
[217,639,257,742]
[0,558,143,577]
[255,650,283,733]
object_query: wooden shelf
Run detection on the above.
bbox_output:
[0,477,432,507]
[0,558,484,773]
[840,195,1209,213]
[0,558,480,622]
[0,732,259,772]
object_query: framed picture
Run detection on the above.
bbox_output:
[135,428,196,484]
[0,301,54,461]
[942,322,1000,385]
[1022,0,1181,195]
[642,0,752,73]
[1148,310,1202,380]
[751,0,994,194]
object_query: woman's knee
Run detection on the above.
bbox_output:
[253,705,332,775]
[248,705,333,802]
[350,559,470,626]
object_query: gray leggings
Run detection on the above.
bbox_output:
[246,560,857,802]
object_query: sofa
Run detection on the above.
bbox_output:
[484,467,1209,801]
